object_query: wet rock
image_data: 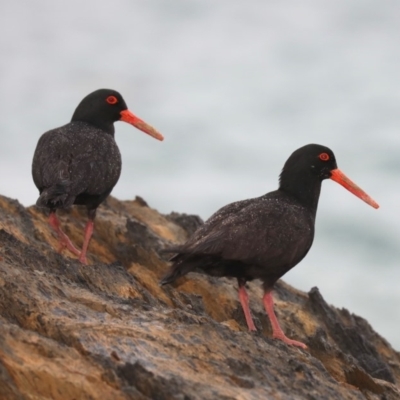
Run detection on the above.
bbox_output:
[0,194,399,399]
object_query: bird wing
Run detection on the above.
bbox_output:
[32,128,73,191]
[177,194,314,268]
[32,122,121,197]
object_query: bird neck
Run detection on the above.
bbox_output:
[71,111,115,136]
[279,170,322,216]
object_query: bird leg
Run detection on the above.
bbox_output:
[262,291,307,349]
[48,212,81,256]
[78,209,96,265]
[238,279,257,331]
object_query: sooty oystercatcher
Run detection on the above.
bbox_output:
[32,89,163,264]
[160,144,378,348]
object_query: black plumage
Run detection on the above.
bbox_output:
[161,144,378,348]
[32,89,163,264]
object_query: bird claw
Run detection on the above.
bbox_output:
[272,334,307,349]
[59,239,81,257]
[49,219,81,257]
[56,240,80,257]
[78,256,88,265]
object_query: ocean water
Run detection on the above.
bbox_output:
[1,0,399,348]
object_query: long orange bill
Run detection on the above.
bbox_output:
[330,169,379,209]
[120,109,164,141]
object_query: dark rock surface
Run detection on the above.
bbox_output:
[0,194,398,399]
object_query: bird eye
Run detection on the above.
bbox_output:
[106,96,118,105]
[319,153,330,161]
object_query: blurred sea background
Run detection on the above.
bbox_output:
[1,1,399,348]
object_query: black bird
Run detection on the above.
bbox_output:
[32,89,163,264]
[161,144,379,348]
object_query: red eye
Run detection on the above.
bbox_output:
[106,95,118,105]
[319,153,330,161]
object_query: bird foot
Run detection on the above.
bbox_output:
[56,237,81,257]
[78,255,88,265]
[49,213,82,257]
[247,322,257,332]
[272,333,307,349]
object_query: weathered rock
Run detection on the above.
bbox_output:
[0,194,398,399]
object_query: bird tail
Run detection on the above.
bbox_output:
[160,245,183,255]
[36,180,74,209]
[160,260,195,286]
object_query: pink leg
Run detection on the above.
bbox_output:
[48,212,81,256]
[238,285,257,331]
[78,220,94,265]
[263,291,307,349]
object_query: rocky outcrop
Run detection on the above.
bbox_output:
[0,194,399,399]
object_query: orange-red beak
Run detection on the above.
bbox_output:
[330,169,379,209]
[120,109,164,141]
